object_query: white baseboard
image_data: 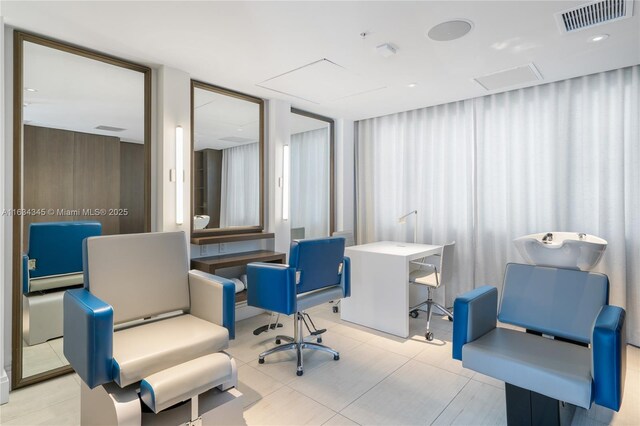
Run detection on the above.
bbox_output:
[1,368,9,405]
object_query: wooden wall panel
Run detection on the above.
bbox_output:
[119,142,145,234]
[23,126,75,244]
[73,132,121,235]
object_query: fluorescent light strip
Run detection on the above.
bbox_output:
[282,145,290,221]
[175,126,184,225]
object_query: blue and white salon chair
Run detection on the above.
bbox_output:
[247,237,350,376]
[453,263,626,425]
[64,231,243,425]
[22,221,101,346]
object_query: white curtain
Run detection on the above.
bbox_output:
[356,66,640,344]
[475,66,640,345]
[220,143,259,227]
[290,127,330,239]
[356,100,476,308]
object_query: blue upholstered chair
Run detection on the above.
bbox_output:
[22,221,102,345]
[64,231,241,424]
[452,263,626,423]
[246,237,350,376]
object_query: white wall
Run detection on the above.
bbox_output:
[156,66,191,236]
[335,119,355,236]
[0,28,356,397]
[268,100,292,255]
[0,16,10,405]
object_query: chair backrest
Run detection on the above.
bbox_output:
[83,231,190,325]
[332,230,355,247]
[289,237,346,294]
[27,221,102,279]
[498,263,608,344]
[437,241,455,287]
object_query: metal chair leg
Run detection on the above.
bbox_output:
[257,311,341,376]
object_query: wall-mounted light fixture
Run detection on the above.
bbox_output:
[175,126,184,225]
[282,145,290,221]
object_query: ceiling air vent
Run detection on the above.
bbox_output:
[95,125,126,132]
[555,0,634,33]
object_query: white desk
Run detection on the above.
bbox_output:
[340,241,442,338]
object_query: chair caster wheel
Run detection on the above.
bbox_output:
[334,354,340,360]
[275,339,281,344]
[317,337,322,343]
[258,358,265,364]
[297,370,303,376]
[448,316,453,322]
[332,306,339,313]
[425,332,434,341]
[410,310,419,319]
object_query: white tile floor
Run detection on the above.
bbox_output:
[2,302,639,425]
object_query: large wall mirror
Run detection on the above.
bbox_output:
[191,81,264,236]
[289,108,335,240]
[12,32,151,388]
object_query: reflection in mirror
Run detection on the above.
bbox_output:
[289,110,333,240]
[16,35,148,383]
[192,83,263,232]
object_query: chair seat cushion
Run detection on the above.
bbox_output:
[28,273,84,293]
[140,353,232,413]
[112,314,229,387]
[409,270,438,287]
[462,328,592,408]
[297,285,343,312]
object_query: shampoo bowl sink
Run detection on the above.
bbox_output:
[194,215,210,230]
[514,232,607,271]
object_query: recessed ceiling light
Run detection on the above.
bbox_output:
[408,83,418,88]
[588,34,609,43]
[23,102,30,107]
[427,20,473,41]
[24,87,37,92]
[237,128,243,132]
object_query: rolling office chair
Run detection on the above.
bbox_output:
[452,263,626,425]
[408,241,455,341]
[247,237,350,376]
[22,221,102,345]
[64,231,243,425]
[330,230,355,313]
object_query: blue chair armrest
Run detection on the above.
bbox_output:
[341,257,351,297]
[592,305,626,411]
[188,270,236,339]
[452,286,498,360]
[63,289,114,389]
[247,262,297,315]
[22,254,30,294]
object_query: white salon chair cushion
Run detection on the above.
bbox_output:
[112,314,229,387]
[462,327,592,408]
[409,269,439,287]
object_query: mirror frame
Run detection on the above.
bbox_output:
[290,107,336,235]
[190,80,265,237]
[11,31,152,389]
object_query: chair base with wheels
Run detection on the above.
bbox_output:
[409,241,455,341]
[409,286,453,341]
[247,237,350,377]
[258,312,339,376]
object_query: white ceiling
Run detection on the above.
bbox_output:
[3,1,640,121]
[23,40,145,142]
[194,87,260,150]
[291,113,330,135]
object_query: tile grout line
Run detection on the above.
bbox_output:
[428,376,474,426]
[335,345,413,418]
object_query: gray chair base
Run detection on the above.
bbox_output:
[409,287,453,341]
[258,312,339,376]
